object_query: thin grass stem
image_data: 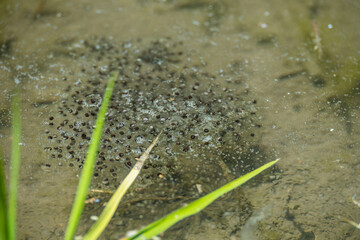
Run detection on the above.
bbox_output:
[128,159,279,240]
[0,148,8,240]
[64,71,119,240]
[8,90,21,240]
[84,132,162,240]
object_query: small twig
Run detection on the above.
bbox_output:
[85,197,100,204]
[196,184,203,193]
[352,194,360,208]
[313,20,323,58]
[88,189,114,195]
[217,157,234,182]
[32,0,47,20]
[118,196,193,208]
[340,194,360,230]
[340,217,360,230]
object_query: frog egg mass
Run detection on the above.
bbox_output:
[42,36,264,196]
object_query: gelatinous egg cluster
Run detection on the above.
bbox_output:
[42,37,263,194]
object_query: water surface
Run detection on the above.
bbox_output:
[1,0,359,239]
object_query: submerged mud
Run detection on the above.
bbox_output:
[40,36,267,236]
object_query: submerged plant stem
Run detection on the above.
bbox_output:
[64,71,119,240]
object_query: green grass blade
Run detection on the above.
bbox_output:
[0,148,8,240]
[128,159,279,240]
[83,133,162,240]
[8,90,21,240]
[64,71,119,240]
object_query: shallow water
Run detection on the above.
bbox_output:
[1,0,360,239]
